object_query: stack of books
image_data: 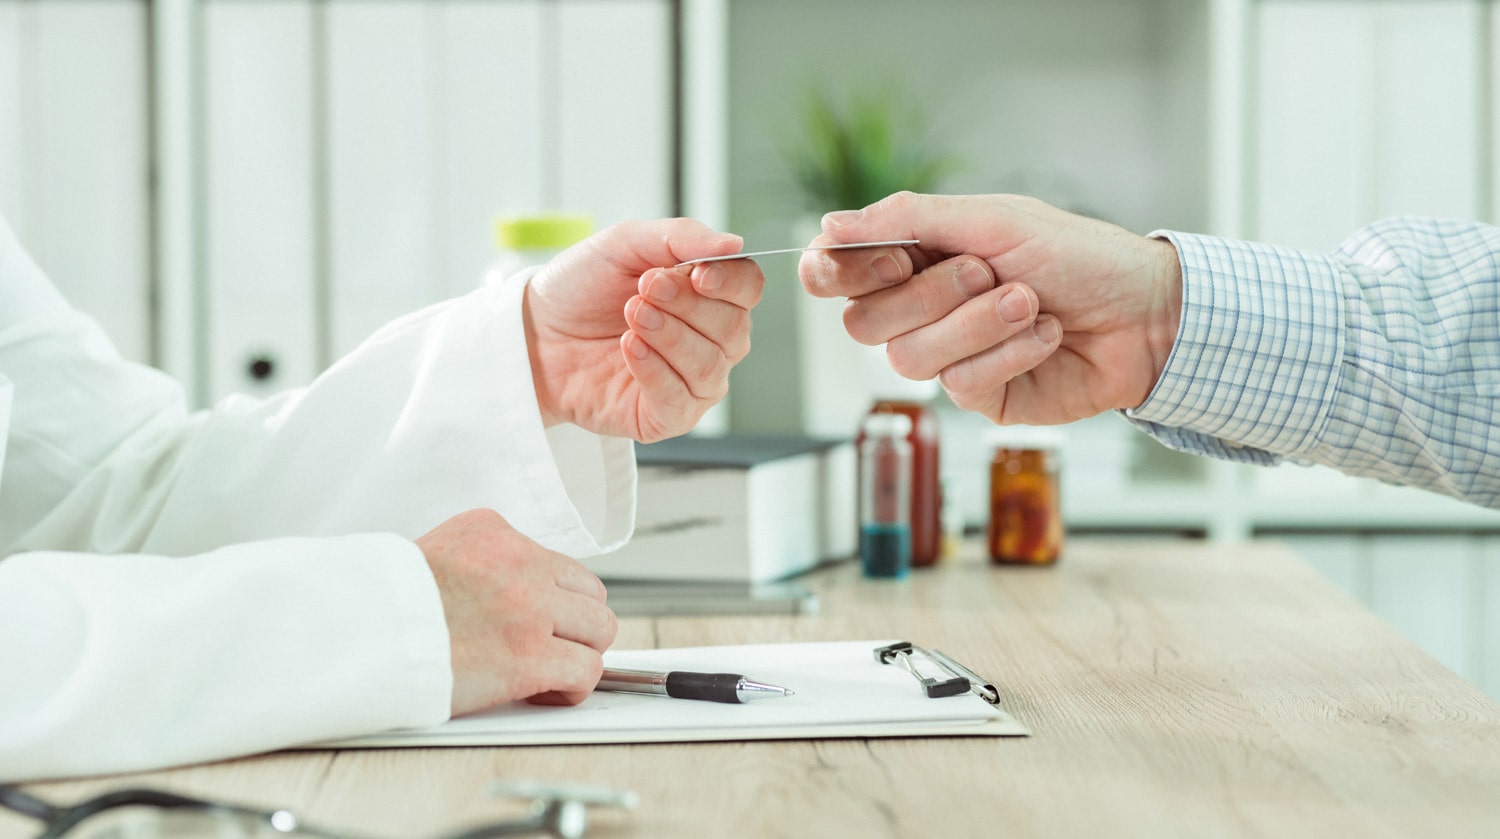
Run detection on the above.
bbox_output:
[586,435,856,590]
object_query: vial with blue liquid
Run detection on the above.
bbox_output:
[859,412,913,579]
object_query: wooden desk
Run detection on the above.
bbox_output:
[7,540,1500,838]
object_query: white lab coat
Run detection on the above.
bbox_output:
[0,215,636,781]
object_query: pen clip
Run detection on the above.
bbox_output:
[874,641,1000,704]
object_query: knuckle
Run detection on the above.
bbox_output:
[499,616,547,657]
[741,275,766,308]
[494,580,534,614]
[728,333,752,364]
[575,651,605,688]
[581,568,609,602]
[454,507,502,528]
[841,301,882,346]
[913,274,951,320]
[692,376,730,405]
[955,302,1001,351]
[689,349,727,387]
[939,360,987,407]
[884,339,934,381]
[879,190,918,213]
[719,313,752,363]
[598,609,620,646]
[635,421,671,444]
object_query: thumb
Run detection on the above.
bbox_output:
[821,192,1039,261]
[602,218,743,268]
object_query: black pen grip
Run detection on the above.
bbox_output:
[664,671,744,703]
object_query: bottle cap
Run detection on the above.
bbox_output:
[984,424,1067,451]
[862,412,914,438]
[494,214,594,251]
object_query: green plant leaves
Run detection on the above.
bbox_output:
[787,87,958,214]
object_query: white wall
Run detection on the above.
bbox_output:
[1,0,677,404]
[1253,0,1488,251]
[0,0,153,364]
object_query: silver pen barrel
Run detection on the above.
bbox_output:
[596,668,669,696]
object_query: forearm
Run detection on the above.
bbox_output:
[1128,218,1500,508]
[1304,218,1500,504]
[6,272,636,559]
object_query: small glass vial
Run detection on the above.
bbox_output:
[986,426,1065,565]
[855,400,942,567]
[859,412,913,579]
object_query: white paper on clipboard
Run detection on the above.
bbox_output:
[317,639,1028,748]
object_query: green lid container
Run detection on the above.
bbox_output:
[494,214,594,251]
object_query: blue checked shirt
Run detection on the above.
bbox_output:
[1125,218,1500,509]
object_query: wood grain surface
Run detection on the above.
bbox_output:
[6,539,1498,838]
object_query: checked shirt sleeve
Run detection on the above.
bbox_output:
[1126,218,1500,509]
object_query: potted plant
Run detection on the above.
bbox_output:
[785,85,959,215]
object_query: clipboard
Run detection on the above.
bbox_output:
[319,640,1029,749]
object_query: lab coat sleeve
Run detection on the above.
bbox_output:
[1,229,636,556]
[0,214,636,779]
[0,534,451,781]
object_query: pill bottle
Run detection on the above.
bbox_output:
[487,213,593,284]
[985,426,1065,565]
[859,412,914,579]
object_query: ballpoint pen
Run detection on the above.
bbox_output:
[596,667,794,704]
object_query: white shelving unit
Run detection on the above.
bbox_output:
[4,0,682,408]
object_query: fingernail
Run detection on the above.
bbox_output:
[695,263,724,292]
[627,333,650,359]
[647,273,679,302]
[998,286,1032,323]
[635,302,665,331]
[1033,316,1061,344]
[956,260,992,298]
[872,254,903,285]
[824,209,863,228]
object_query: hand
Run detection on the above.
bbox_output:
[797,192,1183,426]
[525,219,765,442]
[415,508,618,715]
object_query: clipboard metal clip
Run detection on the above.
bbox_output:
[874,641,1001,705]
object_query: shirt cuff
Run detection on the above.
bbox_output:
[482,269,638,557]
[1124,230,1345,462]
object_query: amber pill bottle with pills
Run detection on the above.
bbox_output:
[985,427,1065,565]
